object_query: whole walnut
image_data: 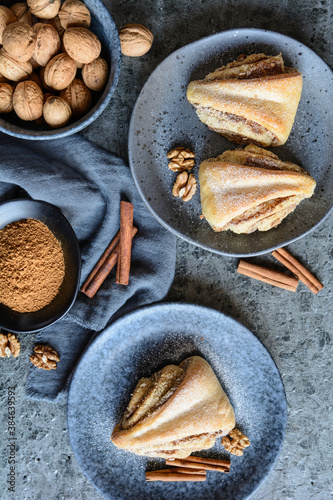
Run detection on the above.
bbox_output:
[63,27,101,64]
[82,56,108,92]
[13,80,43,120]
[0,82,14,113]
[2,22,36,62]
[0,6,17,45]
[43,52,76,90]
[33,23,61,66]
[60,77,92,116]
[27,0,61,20]
[59,0,91,29]
[119,24,153,57]
[0,48,32,81]
[10,3,33,25]
[43,95,72,127]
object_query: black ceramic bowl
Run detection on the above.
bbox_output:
[0,199,81,333]
[0,0,121,140]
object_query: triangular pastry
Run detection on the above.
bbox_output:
[187,53,303,147]
[111,356,235,459]
[199,145,316,233]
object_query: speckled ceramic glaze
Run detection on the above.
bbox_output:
[0,0,121,140]
[67,303,287,500]
[128,29,333,256]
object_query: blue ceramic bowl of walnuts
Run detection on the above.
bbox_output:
[0,0,121,140]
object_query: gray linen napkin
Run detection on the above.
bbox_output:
[0,133,176,401]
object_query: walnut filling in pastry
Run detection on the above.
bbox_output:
[199,145,316,234]
[111,356,235,459]
[186,53,303,147]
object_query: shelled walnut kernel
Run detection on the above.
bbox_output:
[30,345,60,370]
[167,146,195,172]
[172,171,197,202]
[222,428,250,456]
[0,333,20,358]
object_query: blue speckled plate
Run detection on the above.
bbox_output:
[128,29,333,256]
[68,303,287,500]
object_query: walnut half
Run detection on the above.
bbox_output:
[222,428,250,456]
[0,332,20,358]
[172,171,197,202]
[30,345,60,370]
[167,146,195,172]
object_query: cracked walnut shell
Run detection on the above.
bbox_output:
[0,333,20,358]
[167,146,195,172]
[172,171,197,202]
[33,23,61,67]
[27,0,61,20]
[59,0,91,29]
[2,22,36,62]
[63,27,101,64]
[222,428,250,456]
[82,56,108,92]
[30,345,60,370]
[119,23,153,57]
[13,80,43,120]
[44,52,76,90]
[0,82,14,113]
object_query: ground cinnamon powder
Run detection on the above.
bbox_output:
[0,218,65,313]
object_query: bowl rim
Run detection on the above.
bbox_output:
[0,198,81,333]
[0,0,121,141]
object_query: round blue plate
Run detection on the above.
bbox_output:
[68,303,287,500]
[129,28,333,256]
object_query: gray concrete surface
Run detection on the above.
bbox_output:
[1,0,332,499]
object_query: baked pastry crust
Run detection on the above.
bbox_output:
[186,54,303,147]
[199,145,316,233]
[111,356,235,459]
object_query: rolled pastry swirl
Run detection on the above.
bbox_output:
[186,53,303,147]
[199,145,316,234]
[111,356,235,459]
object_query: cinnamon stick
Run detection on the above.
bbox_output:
[149,467,206,475]
[237,260,299,292]
[116,201,134,286]
[146,471,206,482]
[272,248,324,294]
[174,455,231,468]
[165,457,230,473]
[81,227,137,298]
[81,230,122,294]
